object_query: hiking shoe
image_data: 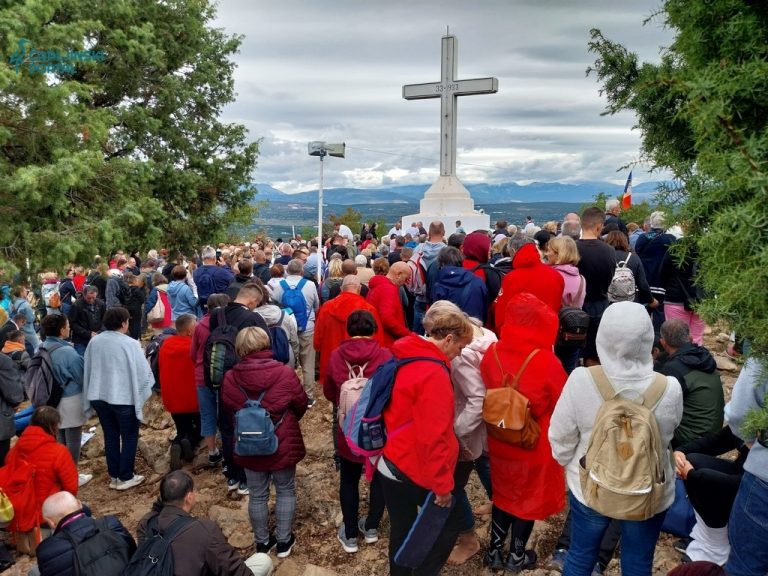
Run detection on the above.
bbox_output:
[109,477,119,489]
[208,450,223,467]
[115,474,145,491]
[484,548,504,570]
[78,473,93,487]
[170,443,182,471]
[276,533,296,558]
[237,481,249,496]
[227,478,239,492]
[180,438,195,461]
[256,534,277,554]
[505,549,537,573]
[337,524,358,553]
[307,398,315,409]
[358,516,378,544]
[546,549,567,572]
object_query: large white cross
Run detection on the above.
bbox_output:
[403,34,498,177]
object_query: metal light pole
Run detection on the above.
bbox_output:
[308,141,345,285]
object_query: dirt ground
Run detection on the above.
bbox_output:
[3,327,741,576]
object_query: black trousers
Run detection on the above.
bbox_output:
[685,453,742,528]
[381,474,464,576]
[171,413,202,447]
[339,457,386,539]
[555,507,621,569]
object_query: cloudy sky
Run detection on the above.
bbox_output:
[213,1,673,194]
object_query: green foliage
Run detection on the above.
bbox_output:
[588,0,768,355]
[741,393,768,440]
[0,0,259,276]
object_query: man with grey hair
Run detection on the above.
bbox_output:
[270,259,320,406]
[68,285,105,356]
[603,198,628,236]
[635,211,676,332]
[193,245,234,309]
[658,319,723,447]
[560,215,581,240]
[32,491,135,576]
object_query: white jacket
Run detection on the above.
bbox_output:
[549,301,683,512]
[453,326,497,461]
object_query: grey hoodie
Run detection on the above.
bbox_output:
[254,303,300,367]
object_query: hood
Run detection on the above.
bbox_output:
[228,350,280,389]
[337,337,388,365]
[15,425,56,454]
[417,241,446,269]
[511,243,542,269]
[254,303,285,325]
[463,326,497,356]
[462,232,490,264]
[326,292,368,322]
[368,274,393,291]
[596,301,655,388]
[500,292,558,349]
[671,343,717,373]
[234,273,251,283]
[166,280,186,296]
[551,263,580,277]
[392,333,448,364]
[155,283,168,292]
[437,266,475,289]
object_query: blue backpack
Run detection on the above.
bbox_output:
[268,310,291,365]
[280,278,309,332]
[344,356,449,479]
[234,387,284,457]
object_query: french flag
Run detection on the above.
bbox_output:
[622,171,632,210]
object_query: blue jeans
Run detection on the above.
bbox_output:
[725,471,768,575]
[412,300,427,335]
[564,493,666,576]
[91,400,140,481]
[196,386,218,438]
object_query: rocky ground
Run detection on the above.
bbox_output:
[4,328,741,576]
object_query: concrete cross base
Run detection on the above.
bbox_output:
[402,175,490,236]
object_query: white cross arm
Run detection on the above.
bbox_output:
[403,77,498,100]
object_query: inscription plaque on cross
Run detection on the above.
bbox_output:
[403,34,498,177]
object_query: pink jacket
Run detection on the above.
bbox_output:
[552,264,586,308]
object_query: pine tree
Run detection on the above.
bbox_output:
[588,0,768,354]
[0,0,259,273]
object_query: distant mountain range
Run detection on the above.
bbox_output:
[254,180,660,205]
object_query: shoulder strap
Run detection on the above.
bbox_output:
[280,279,289,292]
[587,365,616,402]
[625,252,631,266]
[297,277,307,291]
[511,349,539,389]
[278,310,285,324]
[158,515,196,541]
[395,356,449,374]
[46,342,65,354]
[216,306,227,328]
[491,343,508,386]
[642,373,668,410]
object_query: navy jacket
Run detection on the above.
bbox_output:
[36,512,135,576]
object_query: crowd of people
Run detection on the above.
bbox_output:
[0,200,764,576]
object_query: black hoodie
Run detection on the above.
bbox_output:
[660,342,717,393]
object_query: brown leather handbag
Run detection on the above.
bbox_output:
[482,345,541,449]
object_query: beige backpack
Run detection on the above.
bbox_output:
[579,366,669,521]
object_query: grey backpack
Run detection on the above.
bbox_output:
[607,252,636,303]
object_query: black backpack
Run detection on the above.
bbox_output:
[203,307,239,389]
[144,330,176,392]
[24,342,64,407]
[556,278,590,349]
[60,517,133,576]
[123,515,195,576]
[471,263,506,305]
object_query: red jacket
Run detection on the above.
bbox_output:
[366,275,410,348]
[3,425,78,525]
[494,243,564,333]
[382,335,456,495]
[323,338,392,462]
[159,335,199,414]
[313,292,384,384]
[479,293,566,520]
[220,351,307,472]
[189,314,212,387]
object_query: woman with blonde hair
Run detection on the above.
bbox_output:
[380,301,474,576]
[220,327,307,559]
[321,257,344,303]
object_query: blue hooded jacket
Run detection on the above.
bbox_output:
[431,266,488,323]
